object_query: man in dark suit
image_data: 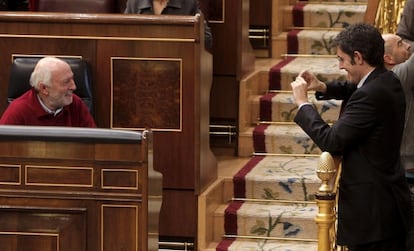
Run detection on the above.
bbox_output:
[290,23,413,251]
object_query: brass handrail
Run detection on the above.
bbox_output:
[315,152,341,251]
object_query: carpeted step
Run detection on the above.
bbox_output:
[248,92,341,125]
[233,155,320,201]
[287,29,340,55]
[291,2,366,28]
[224,200,318,239]
[239,96,340,155]
[216,238,318,251]
[286,0,367,54]
[268,56,347,90]
[258,91,341,123]
[253,124,322,154]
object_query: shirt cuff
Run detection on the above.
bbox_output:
[298,102,312,110]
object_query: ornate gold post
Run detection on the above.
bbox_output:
[315,152,338,251]
[374,0,406,33]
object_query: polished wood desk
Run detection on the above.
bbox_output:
[0,12,217,244]
[0,126,160,251]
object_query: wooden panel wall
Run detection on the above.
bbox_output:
[200,0,255,153]
[0,12,217,242]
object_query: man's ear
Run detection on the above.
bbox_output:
[354,51,364,65]
[383,54,394,64]
[38,83,49,95]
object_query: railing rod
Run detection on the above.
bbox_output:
[209,124,236,129]
[159,241,194,251]
[209,132,237,136]
[249,35,269,39]
[249,28,269,32]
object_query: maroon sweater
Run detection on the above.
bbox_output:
[0,89,96,127]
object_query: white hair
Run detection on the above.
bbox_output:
[30,57,67,90]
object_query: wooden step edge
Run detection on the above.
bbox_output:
[222,234,318,243]
[287,26,344,31]
[198,176,241,249]
[203,238,319,251]
[231,197,317,204]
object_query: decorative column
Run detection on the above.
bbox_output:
[315,152,338,251]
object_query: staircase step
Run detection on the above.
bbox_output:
[238,123,323,157]
[251,91,341,123]
[290,2,366,28]
[268,56,347,90]
[214,204,229,241]
[288,29,341,55]
[272,32,289,58]
[223,200,318,239]
[217,238,318,251]
[233,155,320,200]
[253,124,322,154]
[238,127,257,157]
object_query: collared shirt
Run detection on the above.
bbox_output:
[357,69,374,88]
[37,94,63,116]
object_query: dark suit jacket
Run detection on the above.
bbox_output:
[124,0,212,49]
[295,67,413,245]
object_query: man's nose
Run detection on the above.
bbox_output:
[70,79,77,91]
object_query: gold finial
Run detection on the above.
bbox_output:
[317,152,336,194]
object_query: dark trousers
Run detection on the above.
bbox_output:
[347,235,406,251]
[407,177,414,251]
[347,180,410,251]
[346,175,414,251]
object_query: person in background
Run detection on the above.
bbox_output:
[0,57,96,127]
[397,0,414,52]
[382,33,414,249]
[124,0,212,50]
[383,34,414,174]
[290,23,412,250]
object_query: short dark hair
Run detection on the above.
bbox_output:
[333,23,384,67]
